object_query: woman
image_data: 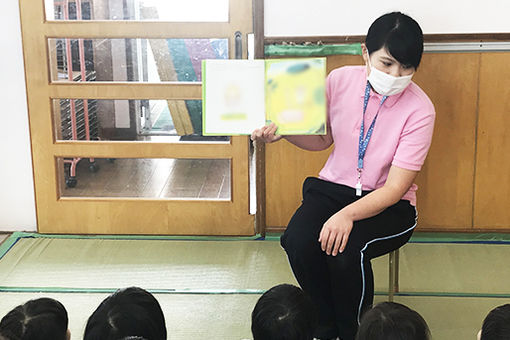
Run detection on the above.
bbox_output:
[251,12,435,340]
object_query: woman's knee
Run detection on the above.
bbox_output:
[281,224,321,257]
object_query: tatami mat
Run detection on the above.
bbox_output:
[0,236,389,292]
[0,238,297,290]
[398,243,510,294]
[1,234,510,340]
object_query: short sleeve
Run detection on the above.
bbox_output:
[326,71,334,117]
[392,108,436,171]
[325,70,337,129]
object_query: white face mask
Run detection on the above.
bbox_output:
[367,56,413,96]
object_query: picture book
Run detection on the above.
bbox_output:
[202,58,326,136]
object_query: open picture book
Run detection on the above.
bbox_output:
[202,57,327,136]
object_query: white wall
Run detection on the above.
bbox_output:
[0,0,37,231]
[265,0,510,37]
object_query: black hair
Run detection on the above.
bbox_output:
[251,284,318,340]
[355,302,430,340]
[480,304,510,340]
[84,287,166,340]
[365,12,424,69]
[0,297,69,340]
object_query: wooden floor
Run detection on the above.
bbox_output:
[62,158,231,199]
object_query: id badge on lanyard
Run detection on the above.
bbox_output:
[357,82,387,196]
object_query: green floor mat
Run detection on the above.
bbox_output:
[0,238,294,290]
[0,237,389,292]
[1,234,510,340]
[5,234,510,296]
[396,243,510,295]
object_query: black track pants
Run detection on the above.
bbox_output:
[280,177,416,340]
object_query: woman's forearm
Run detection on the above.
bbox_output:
[342,166,418,222]
[341,186,403,222]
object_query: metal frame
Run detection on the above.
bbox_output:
[424,42,510,52]
[388,249,400,301]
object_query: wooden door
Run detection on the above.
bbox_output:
[20,0,256,235]
[474,52,510,229]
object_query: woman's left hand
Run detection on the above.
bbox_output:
[319,210,353,256]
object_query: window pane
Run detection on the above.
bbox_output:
[53,99,230,140]
[46,0,229,22]
[48,38,228,82]
[58,157,231,199]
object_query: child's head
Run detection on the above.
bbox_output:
[356,302,430,340]
[251,284,317,340]
[84,287,166,340]
[479,304,510,340]
[0,297,70,340]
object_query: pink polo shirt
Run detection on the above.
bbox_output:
[318,66,435,206]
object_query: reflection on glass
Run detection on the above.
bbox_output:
[54,99,231,140]
[59,157,231,199]
[46,0,229,22]
[49,38,228,82]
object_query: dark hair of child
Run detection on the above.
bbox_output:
[356,302,430,340]
[251,284,318,340]
[0,297,69,340]
[84,287,166,340]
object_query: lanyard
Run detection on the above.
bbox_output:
[356,82,387,196]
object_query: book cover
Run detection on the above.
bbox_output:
[265,58,326,135]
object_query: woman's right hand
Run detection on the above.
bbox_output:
[250,122,283,143]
